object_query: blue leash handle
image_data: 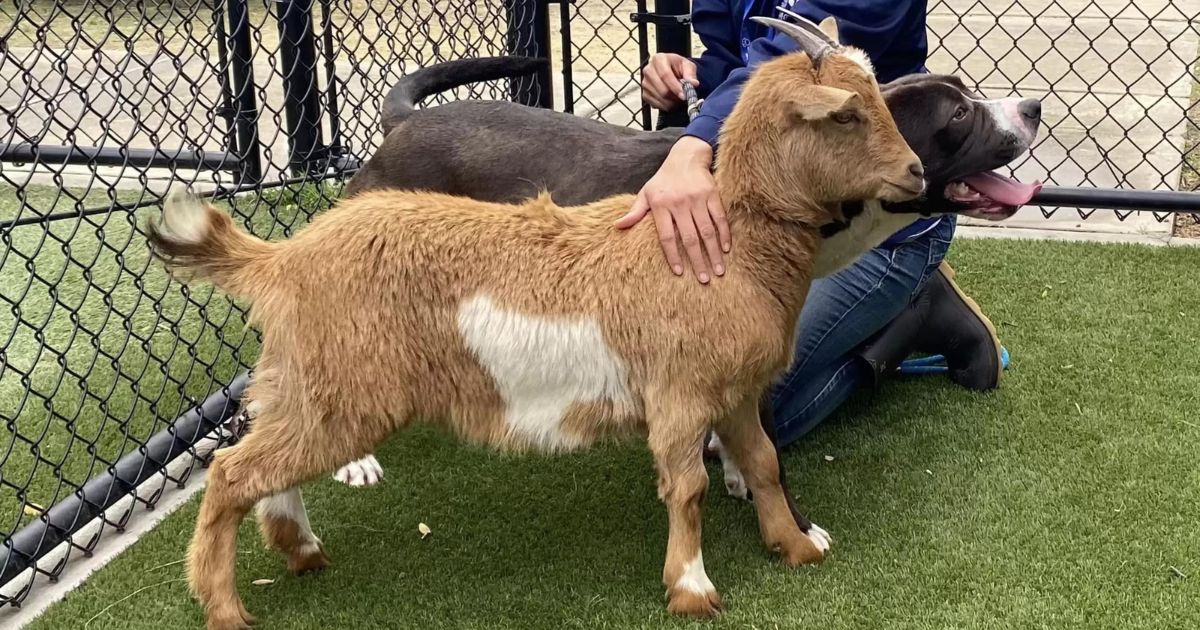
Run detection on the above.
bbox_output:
[898,346,1010,375]
[682,80,700,121]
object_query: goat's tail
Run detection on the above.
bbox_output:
[147,186,277,301]
[380,56,549,135]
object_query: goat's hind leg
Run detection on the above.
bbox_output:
[714,396,830,567]
[188,405,367,630]
[257,487,331,574]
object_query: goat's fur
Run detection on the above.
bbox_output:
[150,45,919,629]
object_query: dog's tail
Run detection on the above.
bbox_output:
[380,56,549,135]
[147,186,278,302]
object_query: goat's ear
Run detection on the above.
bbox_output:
[819,17,840,43]
[788,86,860,122]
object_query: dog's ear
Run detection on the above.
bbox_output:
[818,16,840,43]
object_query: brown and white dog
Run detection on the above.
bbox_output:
[152,17,926,628]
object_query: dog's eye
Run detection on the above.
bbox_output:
[831,111,857,125]
[952,106,969,121]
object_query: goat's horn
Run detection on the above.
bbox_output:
[750,16,834,66]
[774,7,840,46]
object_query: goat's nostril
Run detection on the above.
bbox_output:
[1019,99,1042,121]
[909,162,925,180]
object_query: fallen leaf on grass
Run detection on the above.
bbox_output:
[22,502,45,517]
[823,455,835,462]
[418,522,432,539]
[251,579,274,586]
[1074,402,1083,414]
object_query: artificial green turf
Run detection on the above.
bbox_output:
[20,236,1199,629]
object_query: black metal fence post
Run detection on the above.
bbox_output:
[652,0,692,130]
[275,0,327,175]
[316,0,353,171]
[227,0,263,184]
[505,0,554,109]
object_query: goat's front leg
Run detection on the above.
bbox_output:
[714,396,831,567]
[646,400,721,618]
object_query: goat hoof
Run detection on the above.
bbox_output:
[288,543,331,575]
[667,587,723,618]
[207,600,255,630]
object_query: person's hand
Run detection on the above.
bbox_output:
[616,136,730,284]
[641,53,699,111]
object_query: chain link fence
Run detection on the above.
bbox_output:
[2,0,1198,613]
[0,0,537,608]
[555,0,1200,231]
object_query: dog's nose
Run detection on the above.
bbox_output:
[1019,98,1042,122]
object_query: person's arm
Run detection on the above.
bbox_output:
[682,30,801,147]
[685,0,925,146]
[689,0,741,97]
[619,1,923,283]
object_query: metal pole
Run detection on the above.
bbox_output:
[1030,186,1200,213]
[635,0,652,129]
[316,0,347,170]
[652,0,691,130]
[557,0,574,114]
[0,143,238,172]
[275,0,326,175]
[505,0,553,108]
[227,0,263,184]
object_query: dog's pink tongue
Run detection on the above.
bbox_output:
[962,171,1042,206]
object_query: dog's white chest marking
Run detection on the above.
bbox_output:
[457,294,633,449]
[814,201,923,278]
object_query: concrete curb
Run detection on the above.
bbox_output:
[955,225,1200,247]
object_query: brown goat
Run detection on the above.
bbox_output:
[148,18,922,629]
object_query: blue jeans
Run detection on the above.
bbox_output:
[769,215,957,447]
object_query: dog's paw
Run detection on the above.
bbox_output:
[333,455,383,487]
[775,522,831,567]
[703,432,722,459]
[721,459,749,500]
[806,522,833,554]
[710,435,751,501]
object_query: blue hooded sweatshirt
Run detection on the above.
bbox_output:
[686,0,938,246]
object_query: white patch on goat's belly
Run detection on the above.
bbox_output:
[456,294,634,450]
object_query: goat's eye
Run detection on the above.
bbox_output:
[952,106,969,121]
[831,111,856,125]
